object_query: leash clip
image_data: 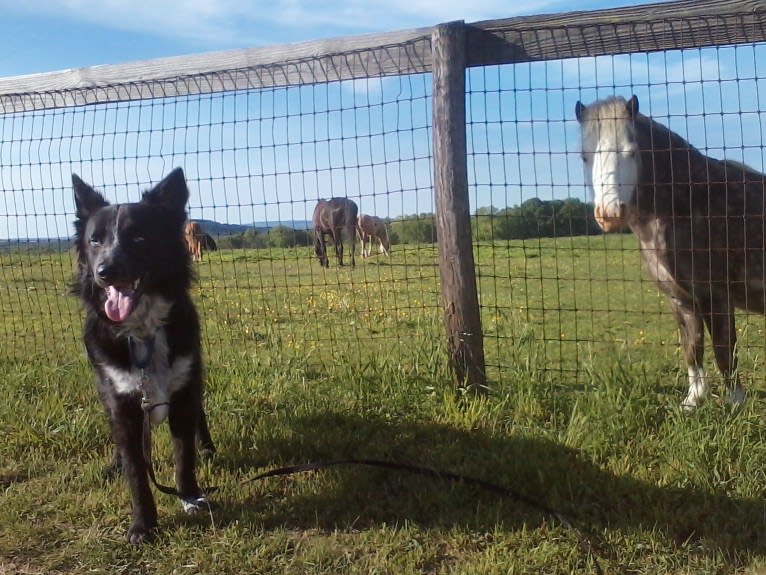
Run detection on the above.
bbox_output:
[128,336,156,412]
[139,368,152,411]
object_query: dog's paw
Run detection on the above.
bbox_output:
[126,522,156,545]
[180,495,211,514]
[102,462,122,482]
[199,445,216,461]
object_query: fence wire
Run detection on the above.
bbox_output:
[2,9,766,394]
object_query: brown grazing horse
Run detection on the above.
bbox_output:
[357,214,391,258]
[577,94,766,409]
[184,221,204,262]
[312,198,358,268]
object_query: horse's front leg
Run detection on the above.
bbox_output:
[671,299,708,410]
[315,233,329,267]
[702,304,744,406]
[348,225,356,268]
[332,230,344,266]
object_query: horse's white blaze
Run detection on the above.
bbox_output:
[682,365,709,410]
[580,118,639,232]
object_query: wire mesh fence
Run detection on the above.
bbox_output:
[2,1,766,395]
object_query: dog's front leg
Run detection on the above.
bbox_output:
[112,401,157,544]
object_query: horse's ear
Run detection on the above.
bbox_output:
[627,95,639,118]
[575,101,585,122]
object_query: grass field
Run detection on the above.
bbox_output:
[3,235,766,574]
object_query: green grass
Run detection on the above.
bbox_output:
[3,237,766,574]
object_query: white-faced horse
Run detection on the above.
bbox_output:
[576,94,766,409]
[356,214,391,258]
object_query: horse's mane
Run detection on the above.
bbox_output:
[581,96,703,159]
[587,96,753,187]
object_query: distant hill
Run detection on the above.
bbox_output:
[194,219,312,236]
[193,220,258,236]
[0,219,314,247]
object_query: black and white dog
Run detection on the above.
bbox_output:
[72,168,215,544]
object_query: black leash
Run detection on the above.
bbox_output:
[130,426,605,572]
[124,337,603,571]
[240,458,605,575]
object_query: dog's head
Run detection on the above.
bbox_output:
[72,168,191,324]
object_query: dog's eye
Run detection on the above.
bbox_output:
[89,235,102,246]
[133,236,145,244]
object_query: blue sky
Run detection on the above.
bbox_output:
[5,0,764,240]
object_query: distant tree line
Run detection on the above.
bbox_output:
[471,197,602,241]
[216,226,311,249]
[214,198,600,249]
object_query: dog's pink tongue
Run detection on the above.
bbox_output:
[104,286,134,322]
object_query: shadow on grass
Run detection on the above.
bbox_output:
[205,410,766,561]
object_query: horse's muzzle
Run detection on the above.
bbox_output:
[594,203,628,232]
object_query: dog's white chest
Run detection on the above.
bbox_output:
[102,331,193,425]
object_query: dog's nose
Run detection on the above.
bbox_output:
[97,263,113,282]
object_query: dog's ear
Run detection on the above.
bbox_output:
[73,174,109,220]
[142,167,189,214]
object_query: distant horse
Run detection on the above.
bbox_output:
[184,220,204,262]
[357,214,390,258]
[201,233,217,252]
[312,198,358,268]
[576,94,766,409]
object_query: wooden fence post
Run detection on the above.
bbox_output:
[432,21,487,392]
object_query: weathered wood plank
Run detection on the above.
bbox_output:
[0,29,433,113]
[432,22,487,392]
[467,0,766,66]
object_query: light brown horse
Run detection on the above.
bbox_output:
[577,94,766,409]
[312,198,358,268]
[356,214,390,257]
[184,221,204,262]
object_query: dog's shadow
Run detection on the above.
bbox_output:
[198,410,766,560]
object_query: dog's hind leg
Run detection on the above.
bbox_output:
[103,447,123,481]
[197,408,216,460]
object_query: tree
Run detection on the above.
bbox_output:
[390,214,437,244]
[471,198,601,241]
[268,226,309,248]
